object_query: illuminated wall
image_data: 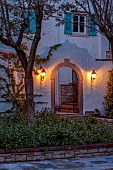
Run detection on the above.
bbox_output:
[33,41,112,114]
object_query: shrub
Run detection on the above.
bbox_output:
[104,69,113,118]
[0,113,113,149]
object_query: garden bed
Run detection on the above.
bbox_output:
[0,113,113,163]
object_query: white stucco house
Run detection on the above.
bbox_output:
[0,9,112,115]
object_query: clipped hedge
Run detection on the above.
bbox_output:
[0,113,113,149]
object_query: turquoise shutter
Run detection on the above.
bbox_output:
[24,11,36,33]
[24,10,30,33]
[29,11,36,33]
[24,10,28,18]
[64,12,72,34]
[88,15,96,36]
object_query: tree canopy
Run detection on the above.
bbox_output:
[0,0,66,122]
[75,0,113,60]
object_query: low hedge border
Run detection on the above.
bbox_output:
[0,143,113,163]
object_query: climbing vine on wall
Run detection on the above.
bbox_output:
[0,53,25,113]
[35,44,62,65]
[0,43,62,112]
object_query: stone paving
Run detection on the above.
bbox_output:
[0,155,113,170]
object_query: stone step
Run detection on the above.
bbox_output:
[61,103,78,109]
[56,112,79,117]
[60,108,74,113]
[56,112,88,120]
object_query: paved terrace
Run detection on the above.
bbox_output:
[0,155,113,170]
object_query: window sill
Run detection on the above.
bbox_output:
[71,33,89,37]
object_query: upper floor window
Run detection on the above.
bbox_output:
[64,12,96,37]
[73,15,86,34]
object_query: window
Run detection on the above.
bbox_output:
[64,12,96,36]
[73,15,86,34]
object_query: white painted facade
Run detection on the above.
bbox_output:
[36,17,109,59]
[0,17,112,115]
[32,17,112,115]
[34,40,112,115]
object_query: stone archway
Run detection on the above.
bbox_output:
[50,59,83,114]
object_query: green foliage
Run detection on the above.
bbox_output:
[104,69,113,118]
[0,53,26,114]
[0,44,62,115]
[35,44,62,65]
[0,113,113,149]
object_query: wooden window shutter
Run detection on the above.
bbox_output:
[24,10,30,33]
[64,12,72,34]
[24,11,36,33]
[88,15,96,36]
[29,11,36,33]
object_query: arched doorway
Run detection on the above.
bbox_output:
[51,59,83,114]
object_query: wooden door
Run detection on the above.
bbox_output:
[60,83,78,113]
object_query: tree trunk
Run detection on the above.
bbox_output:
[24,74,35,123]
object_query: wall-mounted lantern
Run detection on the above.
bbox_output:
[34,66,42,76]
[34,66,46,81]
[40,68,46,81]
[91,70,96,82]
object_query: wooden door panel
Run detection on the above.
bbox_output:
[60,83,78,113]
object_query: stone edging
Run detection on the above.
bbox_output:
[0,143,113,163]
[95,117,113,123]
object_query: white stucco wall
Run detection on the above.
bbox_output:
[0,16,111,114]
[0,99,13,112]
[34,41,112,114]
[23,17,109,60]
[22,16,110,114]
[34,17,109,59]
